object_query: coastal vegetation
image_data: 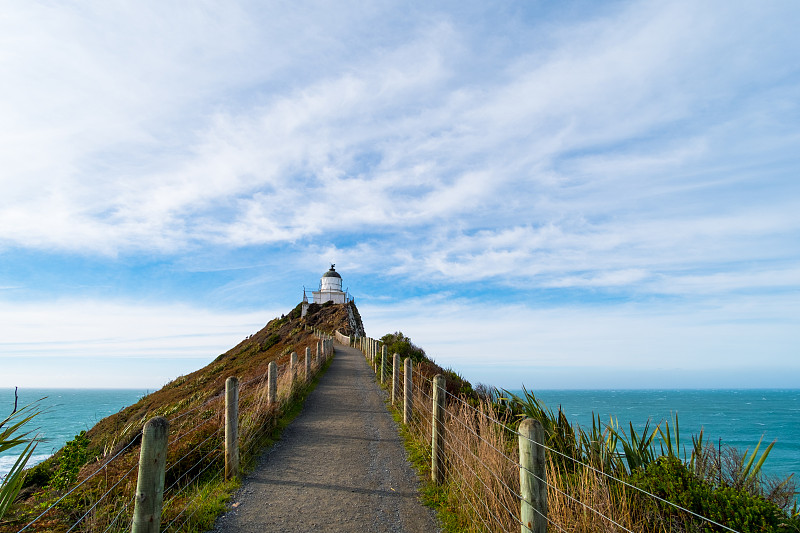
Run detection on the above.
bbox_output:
[0,301,360,532]
[378,335,799,532]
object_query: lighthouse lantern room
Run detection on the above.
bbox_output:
[311,264,349,305]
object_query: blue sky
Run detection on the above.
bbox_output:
[1,1,798,389]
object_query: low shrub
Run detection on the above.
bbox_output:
[630,456,800,532]
[51,431,91,491]
[380,331,426,363]
[261,333,280,351]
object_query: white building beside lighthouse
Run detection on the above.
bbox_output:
[311,264,349,304]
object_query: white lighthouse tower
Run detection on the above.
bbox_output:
[312,264,347,304]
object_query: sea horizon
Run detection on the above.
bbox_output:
[2,387,798,488]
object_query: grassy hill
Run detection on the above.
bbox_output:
[3,300,362,532]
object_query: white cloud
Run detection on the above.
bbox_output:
[361,293,800,388]
[0,300,274,361]
[2,0,797,260]
[0,297,286,387]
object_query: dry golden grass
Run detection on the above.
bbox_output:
[544,456,670,533]
[397,364,676,533]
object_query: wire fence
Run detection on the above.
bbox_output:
[7,333,335,533]
[7,332,774,533]
[357,335,751,533]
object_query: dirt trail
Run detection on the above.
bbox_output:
[211,344,440,533]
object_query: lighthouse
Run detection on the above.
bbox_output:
[311,264,348,304]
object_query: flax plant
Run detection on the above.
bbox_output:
[0,402,40,519]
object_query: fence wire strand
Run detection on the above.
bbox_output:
[528,469,634,533]
[101,496,133,533]
[439,416,523,502]
[443,388,518,439]
[446,454,504,532]
[166,470,224,532]
[403,363,748,533]
[445,397,522,470]
[517,432,743,533]
[66,461,139,533]
[162,453,225,532]
[17,429,142,532]
[439,420,522,528]
[163,425,224,494]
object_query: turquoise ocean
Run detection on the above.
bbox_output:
[2,388,798,486]
[0,388,147,480]
[508,388,800,483]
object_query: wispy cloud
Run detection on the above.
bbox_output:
[4,1,797,257]
[1,1,798,388]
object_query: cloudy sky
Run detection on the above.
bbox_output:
[1,1,798,389]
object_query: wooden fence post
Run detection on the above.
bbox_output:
[290,352,297,389]
[519,418,547,533]
[225,377,239,480]
[305,347,311,380]
[132,416,169,533]
[431,374,446,485]
[392,353,400,405]
[381,346,387,384]
[403,358,412,424]
[267,361,277,405]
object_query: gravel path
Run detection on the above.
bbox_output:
[211,344,440,533]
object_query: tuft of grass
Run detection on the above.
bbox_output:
[160,476,240,533]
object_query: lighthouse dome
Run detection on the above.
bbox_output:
[322,268,341,279]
